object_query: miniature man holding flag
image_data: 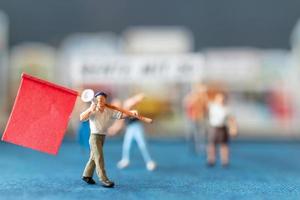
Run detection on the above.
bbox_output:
[2,73,152,188]
[80,91,138,188]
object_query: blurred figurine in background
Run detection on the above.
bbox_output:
[77,101,92,150]
[109,93,157,171]
[80,91,136,188]
[183,83,208,154]
[77,120,90,150]
[206,92,238,167]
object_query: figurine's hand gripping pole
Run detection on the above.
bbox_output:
[105,103,153,123]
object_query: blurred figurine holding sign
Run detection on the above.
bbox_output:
[108,93,156,171]
[206,92,238,167]
[183,83,208,154]
[80,89,152,188]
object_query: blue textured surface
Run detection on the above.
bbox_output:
[0,140,300,200]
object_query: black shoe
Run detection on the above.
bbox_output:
[101,179,115,188]
[82,177,96,184]
[206,162,215,167]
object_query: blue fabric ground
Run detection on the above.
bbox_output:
[0,139,300,200]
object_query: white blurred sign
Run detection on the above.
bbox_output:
[71,54,204,84]
[205,48,261,82]
[58,32,121,86]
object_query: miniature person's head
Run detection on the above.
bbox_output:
[95,92,108,110]
[214,92,226,105]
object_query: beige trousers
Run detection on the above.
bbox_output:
[82,134,108,181]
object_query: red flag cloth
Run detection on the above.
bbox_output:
[2,73,78,155]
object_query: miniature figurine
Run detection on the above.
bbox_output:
[80,91,137,188]
[109,94,156,171]
[206,92,237,167]
[183,83,208,154]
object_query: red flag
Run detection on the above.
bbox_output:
[2,73,78,155]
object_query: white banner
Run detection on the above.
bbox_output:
[71,54,204,84]
[205,49,261,82]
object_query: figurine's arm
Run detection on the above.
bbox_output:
[120,110,138,119]
[80,103,96,121]
[123,93,145,110]
[106,103,152,123]
[108,113,139,137]
[227,116,238,137]
[107,119,125,136]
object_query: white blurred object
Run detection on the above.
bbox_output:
[146,161,157,171]
[123,26,194,53]
[117,159,130,169]
[58,32,121,86]
[208,103,229,127]
[81,89,95,103]
[204,48,261,87]
[70,53,204,85]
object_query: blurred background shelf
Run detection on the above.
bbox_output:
[1,4,300,138]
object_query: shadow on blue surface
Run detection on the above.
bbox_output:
[0,139,300,200]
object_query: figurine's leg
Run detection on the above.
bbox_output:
[82,134,97,184]
[186,119,195,151]
[220,143,229,166]
[207,143,216,166]
[133,123,156,170]
[90,134,109,181]
[133,123,152,163]
[82,149,96,178]
[122,126,134,161]
[194,122,202,153]
[134,123,152,163]
[202,120,209,150]
[117,125,134,169]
